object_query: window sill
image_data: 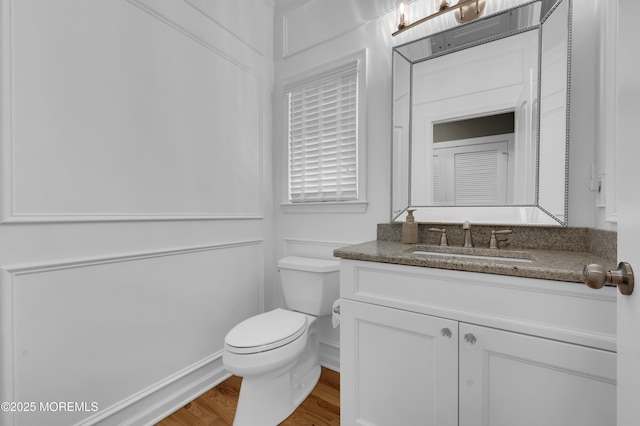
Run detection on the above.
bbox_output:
[280,200,368,214]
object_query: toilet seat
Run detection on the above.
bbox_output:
[224,309,308,354]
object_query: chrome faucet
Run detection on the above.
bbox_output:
[462,221,473,248]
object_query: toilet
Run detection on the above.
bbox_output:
[222,256,340,426]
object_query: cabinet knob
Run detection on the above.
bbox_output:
[583,262,634,295]
[464,333,477,345]
[441,328,452,339]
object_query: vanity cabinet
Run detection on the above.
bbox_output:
[341,299,458,425]
[459,323,615,426]
[339,260,617,426]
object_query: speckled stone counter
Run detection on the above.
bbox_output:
[334,225,617,284]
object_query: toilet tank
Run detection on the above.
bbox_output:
[277,256,340,316]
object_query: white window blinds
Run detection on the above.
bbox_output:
[287,63,359,203]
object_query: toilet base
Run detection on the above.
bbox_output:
[231,322,321,426]
[232,363,320,426]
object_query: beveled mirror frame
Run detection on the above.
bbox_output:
[390,0,572,225]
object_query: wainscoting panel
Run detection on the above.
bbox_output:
[5,0,263,221]
[184,0,267,55]
[281,0,392,57]
[1,242,263,426]
[282,238,355,260]
[412,30,536,105]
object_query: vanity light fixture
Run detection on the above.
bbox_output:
[393,0,487,37]
[436,0,452,10]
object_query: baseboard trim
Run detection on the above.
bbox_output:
[81,342,337,425]
[79,351,229,426]
[319,338,340,373]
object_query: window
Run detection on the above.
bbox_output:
[284,54,365,209]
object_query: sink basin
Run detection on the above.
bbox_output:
[409,246,532,263]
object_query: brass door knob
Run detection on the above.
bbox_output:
[583,262,634,295]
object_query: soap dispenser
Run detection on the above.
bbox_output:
[402,209,418,244]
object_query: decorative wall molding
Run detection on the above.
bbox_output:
[3,240,263,275]
[0,0,14,223]
[1,0,266,223]
[280,201,368,214]
[183,0,267,56]
[283,238,358,260]
[0,240,263,426]
[281,0,393,58]
[127,0,259,73]
[2,214,266,225]
[0,269,15,426]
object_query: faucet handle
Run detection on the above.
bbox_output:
[489,229,512,249]
[429,228,448,246]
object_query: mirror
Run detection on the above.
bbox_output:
[391,0,571,225]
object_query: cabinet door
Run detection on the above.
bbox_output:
[459,323,616,426]
[341,299,458,426]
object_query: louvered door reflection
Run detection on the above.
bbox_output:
[433,140,508,205]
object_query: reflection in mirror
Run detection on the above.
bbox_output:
[432,113,517,205]
[391,0,571,225]
[392,51,411,213]
[539,0,570,221]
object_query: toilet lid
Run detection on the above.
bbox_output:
[224,309,308,354]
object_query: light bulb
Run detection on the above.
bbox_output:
[396,0,410,29]
[436,0,451,10]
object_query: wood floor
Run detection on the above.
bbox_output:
[155,367,340,425]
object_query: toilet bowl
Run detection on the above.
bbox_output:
[223,308,311,376]
[222,256,340,426]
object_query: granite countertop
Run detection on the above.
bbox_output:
[333,239,618,284]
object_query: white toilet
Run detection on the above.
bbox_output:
[222,256,340,426]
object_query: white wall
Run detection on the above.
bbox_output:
[0,0,274,425]
[273,0,608,365]
[568,0,603,228]
[593,0,618,230]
